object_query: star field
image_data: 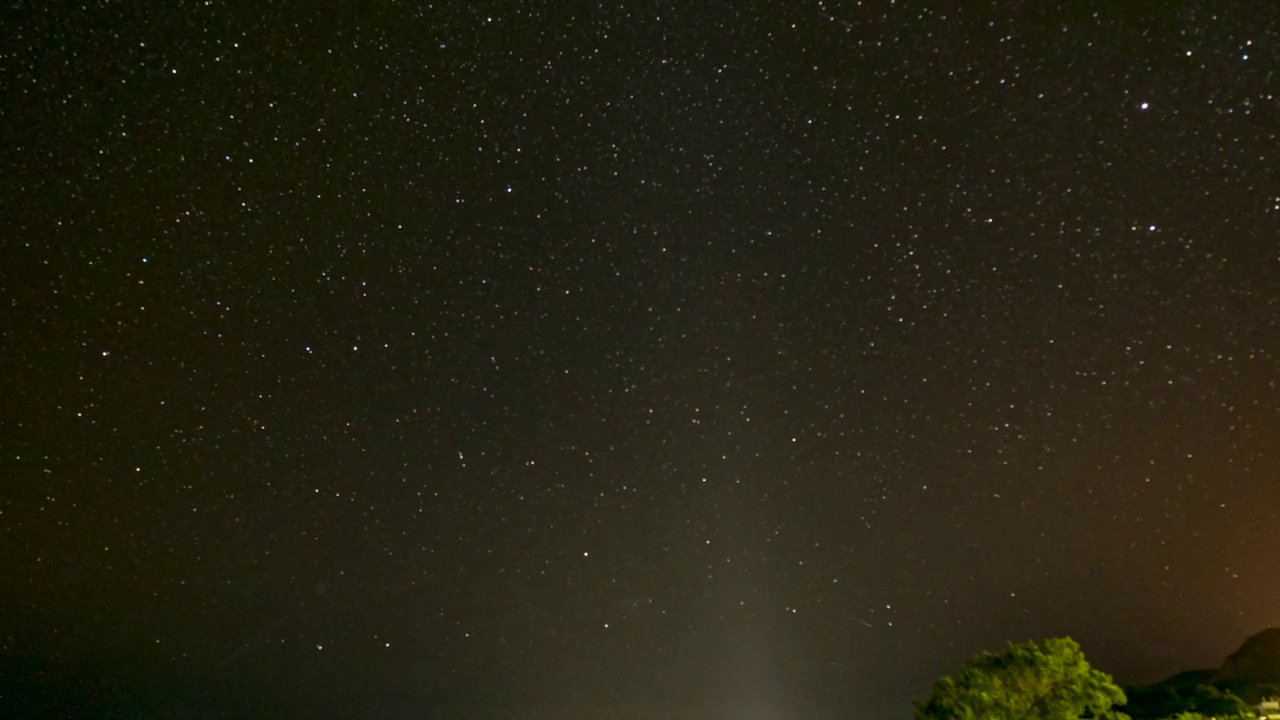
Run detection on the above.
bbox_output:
[2,2,1279,719]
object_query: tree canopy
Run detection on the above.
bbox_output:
[1123,679,1257,719]
[915,637,1128,720]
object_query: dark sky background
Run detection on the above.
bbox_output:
[3,2,1279,718]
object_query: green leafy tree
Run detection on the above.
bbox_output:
[915,637,1128,720]
[1122,682,1188,719]
[1189,684,1250,717]
[1217,679,1280,705]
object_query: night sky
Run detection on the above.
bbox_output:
[3,2,1279,719]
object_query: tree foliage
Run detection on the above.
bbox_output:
[915,637,1128,720]
[1187,684,1250,717]
[1124,677,1257,718]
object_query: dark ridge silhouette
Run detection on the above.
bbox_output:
[1216,627,1280,685]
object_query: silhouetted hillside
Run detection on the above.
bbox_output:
[1123,629,1280,719]
[1217,628,1280,686]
